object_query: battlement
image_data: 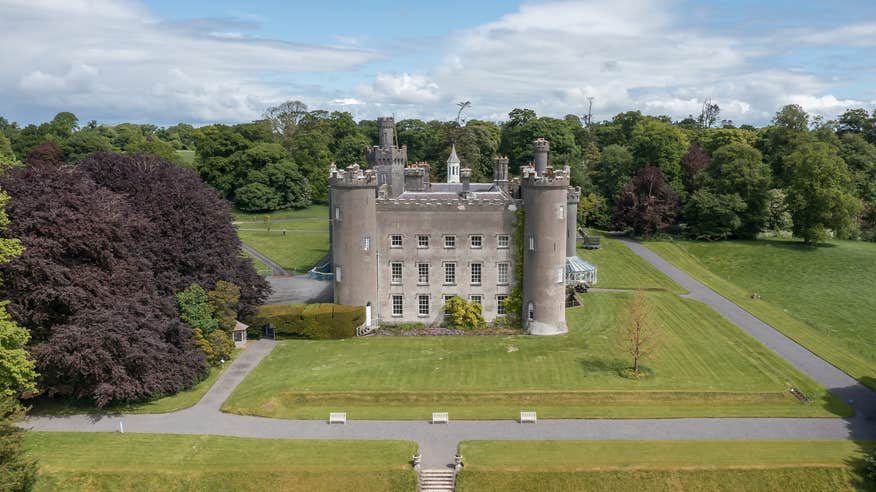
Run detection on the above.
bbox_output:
[520,165,570,187]
[493,155,510,165]
[533,138,550,152]
[330,163,378,187]
[377,195,514,212]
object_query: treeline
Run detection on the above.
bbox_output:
[3,103,875,243]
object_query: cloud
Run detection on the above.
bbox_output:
[0,0,378,123]
[356,73,442,105]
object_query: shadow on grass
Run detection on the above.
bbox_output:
[844,441,876,491]
[577,356,628,376]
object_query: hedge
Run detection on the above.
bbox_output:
[248,303,365,340]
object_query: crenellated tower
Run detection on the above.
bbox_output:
[366,117,407,197]
[521,140,569,335]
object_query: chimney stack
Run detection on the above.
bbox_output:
[493,155,509,193]
[461,167,472,196]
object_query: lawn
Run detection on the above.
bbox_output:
[237,230,329,273]
[30,352,237,416]
[243,252,272,277]
[237,219,329,231]
[456,440,874,491]
[578,233,687,294]
[223,291,845,420]
[645,239,876,389]
[25,433,416,492]
[232,205,329,222]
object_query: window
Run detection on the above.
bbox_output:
[556,266,565,283]
[361,236,371,251]
[392,295,403,317]
[442,294,456,305]
[417,235,429,248]
[497,294,508,315]
[497,234,510,249]
[335,265,342,282]
[390,235,402,248]
[444,262,456,285]
[444,235,456,248]
[470,295,482,305]
[528,236,536,251]
[471,263,482,285]
[558,205,565,220]
[470,235,483,248]
[233,331,244,342]
[418,295,430,317]
[418,263,429,285]
[527,302,535,321]
[391,262,403,284]
[497,263,509,284]
[334,207,341,220]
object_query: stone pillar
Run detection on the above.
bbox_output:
[533,138,549,176]
[566,186,581,257]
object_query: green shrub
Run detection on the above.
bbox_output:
[249,303,365,340]
[444,296,485,330]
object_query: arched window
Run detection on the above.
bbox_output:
[527,302,535,321]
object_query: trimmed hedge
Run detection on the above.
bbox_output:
[249,303,365,340]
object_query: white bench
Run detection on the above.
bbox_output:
[328,412,347,424]
[520,411,537,424]
[431,412,449,424]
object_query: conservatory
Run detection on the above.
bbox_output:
[565,256,598,285]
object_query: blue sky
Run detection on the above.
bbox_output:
[1,0,875,126]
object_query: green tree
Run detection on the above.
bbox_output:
[0,134,18,167]
[126,136,179,163]
[578,192,610,229]
[290,131,333,203]
[592,144,635,201]
[443,296,484,330]
[784,140,861,244]
[235,182,280,212]
[683,189,746,240]
[208,281,240,333]
[629,118,689,190]
[708,143,772,238]
[839,133,876,202]
[175,284,219,335]
[61,130,113,163]
[0,398,38,492]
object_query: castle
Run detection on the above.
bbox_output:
[328,117,594,335]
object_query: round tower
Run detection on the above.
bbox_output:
[377,116,394,148]
[521,161,569,335]
[566,186,581,257]
[330,165,379,320]
[533,138,549,175]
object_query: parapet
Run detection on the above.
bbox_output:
[520,165,570,187]
[533,138,550,153]
[330,163,378,187]
[567,186,582,203]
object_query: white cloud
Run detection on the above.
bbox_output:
[356,73,442,105]
[0,0,378,123]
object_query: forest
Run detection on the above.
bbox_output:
[3,101,874,245]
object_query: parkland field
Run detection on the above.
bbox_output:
[234,205,330,273]
[646,239,876,390]
[455,440,875,491]
[222,236,846,420]
[25,433,416,492]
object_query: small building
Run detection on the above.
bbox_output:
[566,256,598,285]
[233,321,248,348]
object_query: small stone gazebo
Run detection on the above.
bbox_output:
[233,321,248,348]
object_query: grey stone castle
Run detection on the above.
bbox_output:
[328,117,590,335]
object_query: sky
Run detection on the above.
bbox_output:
[1,0,875,127]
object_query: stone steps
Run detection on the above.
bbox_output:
[418,468,456,492]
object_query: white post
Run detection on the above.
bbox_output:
[119,419,124,433]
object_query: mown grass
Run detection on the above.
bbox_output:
[457,440,875,491]
[645,239,876,389]
[30,352,237,416]
[232,205,329,222]
[224,291,845,419]
[236,230,329,273]
[243,252,272,276]
[237,219,329,231]
[25,433,416,492]
[578,233,687,294]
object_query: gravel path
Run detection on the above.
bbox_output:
[23,239,876,470]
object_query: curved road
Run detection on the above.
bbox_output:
[25,239,876,469]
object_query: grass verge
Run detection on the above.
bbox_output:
[25,432,416,492]
[236,230,329,273]
[232,205,329,222]
[577,233,687,294]
[456,440,875,492]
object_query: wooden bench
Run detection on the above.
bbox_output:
[431,412,449,424]
[520,411,537,423]
[328,412,347,424]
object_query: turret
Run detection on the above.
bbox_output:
[493,155,509,193]
[566,186,581,257]
[521,144,569,335]
[447,144,461,183]
[329,164,379,319]
[533,138,549,175]
[378,116,394,148]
